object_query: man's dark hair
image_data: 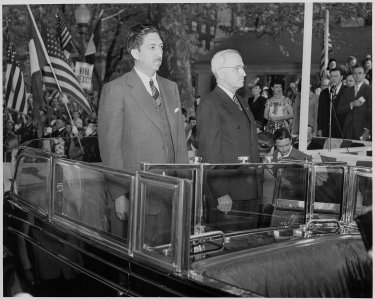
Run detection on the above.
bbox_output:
[189,116,196,122]
[127,23,159,54]
[330,67,343,76]
[353,64,365,72]
[181,108,187,117]
[273,127,292,141]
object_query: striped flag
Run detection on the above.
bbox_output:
[85,10,103,64]
[320,10,333,79]
[56,14,73,55]
[4,42,28,115]
[28,8,93,115]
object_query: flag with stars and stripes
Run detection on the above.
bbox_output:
[29,15,93,115]
[56,14,73,54]
[4,42,28,115]
[320,10,333,80]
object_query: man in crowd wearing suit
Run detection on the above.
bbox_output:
[197,49,261,231]
[317,68,346,138]
[337,65,372,141]
[98,23,188,244]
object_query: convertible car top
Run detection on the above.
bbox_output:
[3,137,372,297]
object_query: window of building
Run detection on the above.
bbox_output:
[210,26,215,36]
[201,24,206,34]
[210,40,215,50]
[192,21,197,32]
[200,39,206,49]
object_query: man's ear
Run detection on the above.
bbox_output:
[216,69,224,81]
[130,48,139,60]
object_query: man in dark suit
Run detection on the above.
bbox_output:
[51,118,67,138]
[196,49,261,231]
[98,24,188,244]
[317,68,346,138]
[337,65,372,140]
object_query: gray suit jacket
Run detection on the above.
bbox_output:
[98,68,188,198]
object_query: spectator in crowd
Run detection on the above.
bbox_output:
[3,119,19,162]
[263,80,293,134]
[98,23,188,243]
[181,108,188,126]
[261,86,269,99]
[294,124,323,150]
[187,124,198,152]
[291,79,301,135]
[65,123,73,138]
[344,55,358,76]
[364,56,372,85]
[317,68,346,138]
[345,73,355,87]
[72,111,83,128]
[272,127,312,162]
[248,82,267,130]
[322,58,337,79]
[308,83,319,135]
[337,64,372,141]
[68,127,85,160]
[194,95,201,111]
[17,111,36,145]
[185,116,196,142]
[51,118,67,138]
[197,49,261,230]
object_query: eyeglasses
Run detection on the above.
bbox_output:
[220,65,248,73]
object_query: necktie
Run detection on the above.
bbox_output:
[149,79,161,106]
[330,86,337,101]
[232,94,243,111]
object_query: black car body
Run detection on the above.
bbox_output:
[3,138,372,297]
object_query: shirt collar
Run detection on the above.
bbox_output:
[278,146,293,159]
[134,67,159,94]
[335,82,342,93]
[218,84,236,100]
[355,81,363,90]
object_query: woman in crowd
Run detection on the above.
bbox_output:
[263,80,293,134]
[248,83,267,131]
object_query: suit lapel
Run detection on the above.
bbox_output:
[158,75,178,144]
[128,69,162,130]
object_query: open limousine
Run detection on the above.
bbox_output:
[3,137,372,297]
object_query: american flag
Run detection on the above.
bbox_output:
[40,23,93,114]
[4,42,28,115]
[56,14,73,52]
[320,10,333,79]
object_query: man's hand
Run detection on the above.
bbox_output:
[115,195,129,220]
[360,128,370,141]
[217,194,233,214]
[351,97,366,108]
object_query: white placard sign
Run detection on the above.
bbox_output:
[75,62,94,90]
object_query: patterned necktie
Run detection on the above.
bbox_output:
[330,85,337,101]
[149,79,161,106]
[232,94,243,111]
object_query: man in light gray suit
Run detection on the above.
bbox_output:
[98,24,188,244]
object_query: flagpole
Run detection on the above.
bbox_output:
[324,9,332,151]
[28,5,85,155]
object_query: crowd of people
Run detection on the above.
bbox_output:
[3,32,372,165]
[3,90,99,162]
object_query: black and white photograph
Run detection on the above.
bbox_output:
[2,1,373,297]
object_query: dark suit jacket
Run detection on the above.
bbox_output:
[317,85,346,138]
[197,86,261,200]
[98,68,188,199]
[337,83,372,140]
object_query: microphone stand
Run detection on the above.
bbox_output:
[328,84,336,152]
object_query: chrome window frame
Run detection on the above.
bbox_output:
[10,147,52,217]
[307,162,347,222]
[132,171,192,273]
[51,157,136,254]
[342,166,372,225]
